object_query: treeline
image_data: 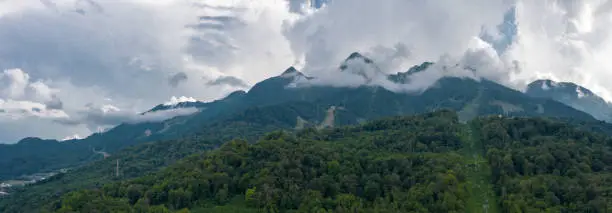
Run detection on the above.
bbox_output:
[50,110,472,213]
[478,116,612,212]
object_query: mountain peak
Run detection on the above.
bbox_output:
[282,66,298,75]
[338,52,382,82]
[388,62,434,83]
[527,79,595,97]
[526,79,611,122]
[17,137,54,145]
[224,90,247,100]
[407,62,434,75]
[343,52,373,64]
[280,66,307,79]
[339,52,375,71]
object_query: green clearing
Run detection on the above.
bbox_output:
[461,123,499,213]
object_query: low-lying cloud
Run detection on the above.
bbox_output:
[54,104,199,131]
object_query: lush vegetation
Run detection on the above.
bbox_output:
[477,116,612,212]
[0,118,283,213]
[34,111,612,213]
[49,111,474,213]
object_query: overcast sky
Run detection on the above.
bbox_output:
[1,0,611,143]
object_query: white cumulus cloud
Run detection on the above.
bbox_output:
[2,0,612,143]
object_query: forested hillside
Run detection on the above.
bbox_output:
[477,116,612,212]
[49,110,472,213]
[0,102,308,213]
[37,111,612,213]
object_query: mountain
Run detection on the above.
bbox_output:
[388,61,434,83]
[5,52,612,212]
[40,110,474,212]
[526,79,612,122]
[37,111,612,212]
[0,102,296,213]
[147,101,207,113]
[339,52,384,83]
[0,52,606,183]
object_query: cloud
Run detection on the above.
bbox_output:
[284,0,612,106]
[284,0,510,93]
[168,72,188,87]
[365,43,411,73]
[164,96,198,106]
[289,50,480,94]
[0,0,290,142]
[3,0,612,142]
[501,0,612,102]
[0,99,68,119]
[61,134,83,141]
[0,68,67,120]
[284,0,511,75]
[45,95,64,110]
[54,103,199,131]
[206,76,250,88]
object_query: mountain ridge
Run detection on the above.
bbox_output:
[0,51,608,181]
[526,79,612,122]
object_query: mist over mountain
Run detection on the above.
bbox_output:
[1,51,608,182]
[526,79,612,122]
[3,1,612,212]
[3,0,612,143]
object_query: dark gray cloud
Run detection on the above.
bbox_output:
[45,95,63,110]
[206,76,249,88]
[0,2,185,103]
[168,72,188,88]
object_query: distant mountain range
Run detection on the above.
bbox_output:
[1,52,610,181]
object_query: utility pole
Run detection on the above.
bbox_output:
[115,159,119,178]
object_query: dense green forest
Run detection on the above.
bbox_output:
[25,111,612,213]
[48,110,474,213]
[0,115,289,213]
[477,117,612,212]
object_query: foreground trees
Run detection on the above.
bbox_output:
[38,111,612,212]
[478,117,612,212]
[52,111,471,212]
